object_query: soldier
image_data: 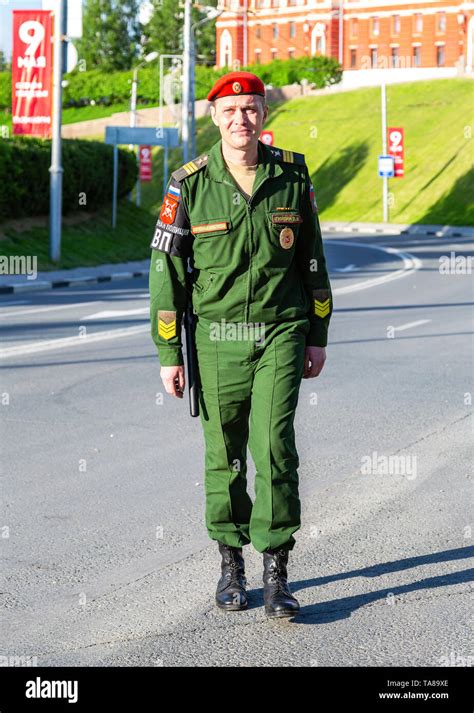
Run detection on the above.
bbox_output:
[149,71,333,618]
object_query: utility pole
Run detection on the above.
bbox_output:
[381,81,389,223]
[49,0,65,263]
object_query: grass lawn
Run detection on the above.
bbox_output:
[0,202,156,272]
[143,79,474,225]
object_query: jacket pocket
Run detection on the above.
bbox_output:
[192,269,215,295]
[266,210,302,253]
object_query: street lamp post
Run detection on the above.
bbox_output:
[49,0,65,263]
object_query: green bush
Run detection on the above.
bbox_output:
[0,137,137,220]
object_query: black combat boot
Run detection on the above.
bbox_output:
[263,544,300,618]
[215,541,248,611]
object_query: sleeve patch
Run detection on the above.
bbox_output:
[313,289,330,318]
[158,310,177,340]
[159,195,179,224]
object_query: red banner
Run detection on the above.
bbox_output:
[387,127,405,178]
[12,10,53,137]
[139,146,153,182]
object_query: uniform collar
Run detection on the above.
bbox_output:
[204,138,283,184]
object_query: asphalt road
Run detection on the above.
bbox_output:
[1,232,473,667]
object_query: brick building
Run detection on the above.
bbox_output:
[215,0,474,73]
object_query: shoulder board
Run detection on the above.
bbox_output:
[171,153,209,182]
[266,145,305,166]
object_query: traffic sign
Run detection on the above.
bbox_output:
[378,155,395,178]
[388,127,405,178]
[139,146,153,182]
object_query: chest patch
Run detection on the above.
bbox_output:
[270,213,303,225]
[192,221,229,235]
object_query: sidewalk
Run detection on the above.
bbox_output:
[0,222,472,294]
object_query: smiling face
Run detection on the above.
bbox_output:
[210,94,269,151]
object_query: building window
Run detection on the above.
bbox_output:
[437,12,446,33]
[255,51,261,65]
[290,21,296,39]
[392,15,400,35]
[370,48,378,67]
[255,24,261,39]
[273,23,278,40]
[413,46,421,67]
[436,45,445,66]
[391,47,400,67]
[271,49,277,61]
[350,18,358,38]
[350,49,357,68]
[414,14,423,34]
[289,49,294,58]
[371,17,379,37]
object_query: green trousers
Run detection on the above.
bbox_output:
[195,316,310,553]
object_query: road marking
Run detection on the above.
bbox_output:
[0,301,102,319]
[82,308,149,320]
[0,325,149,360]
[328,241,422,295]
[394,319,431,332]
[334,264,357,272]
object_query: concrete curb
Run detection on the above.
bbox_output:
[0,268,149,295]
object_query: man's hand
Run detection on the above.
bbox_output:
[303,346,326,379]
[161,365,185,398]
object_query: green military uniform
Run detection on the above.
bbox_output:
[149,137,332,553]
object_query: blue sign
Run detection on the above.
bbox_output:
[378,155,395,178]
[105,126,180,147]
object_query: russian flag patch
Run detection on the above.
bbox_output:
[168,185,180,199]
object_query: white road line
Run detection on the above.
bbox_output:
[394,319,432,332]
[0,301,103,319]
[334,264,357,272]
[82,308,149,320]
[328,241,422,295]
[0,325,149,360]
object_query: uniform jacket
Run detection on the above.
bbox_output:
[149,138,333,366]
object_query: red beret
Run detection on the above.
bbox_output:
[207,71,265,102]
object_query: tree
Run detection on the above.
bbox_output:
[76,0,142,72]
[0,50,10,72]
[144,0,217,66]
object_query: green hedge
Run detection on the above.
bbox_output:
[0,56,341,111]
[0,137,137,220]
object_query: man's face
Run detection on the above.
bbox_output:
[210,94,268,150]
